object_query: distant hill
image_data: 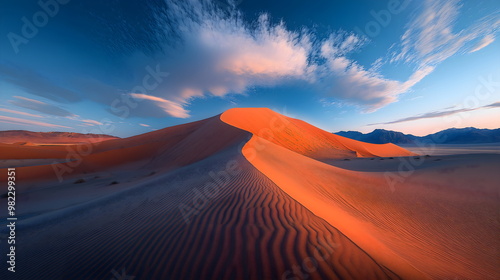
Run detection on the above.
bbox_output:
[335,127,500,144]
[0,130,119,144]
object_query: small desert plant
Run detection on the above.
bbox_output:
[74,178,86,184]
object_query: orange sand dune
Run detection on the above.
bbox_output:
[0,108,497,280]
[221,107,415,160]
[4,115,249,191]
[0,130,118,144]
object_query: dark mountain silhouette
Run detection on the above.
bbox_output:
[335,127,500,144]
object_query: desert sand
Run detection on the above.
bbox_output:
[0,108,498,280]
[0,130,118,145]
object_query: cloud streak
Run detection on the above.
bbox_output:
[9,96,75,117]
[469,34,495,53]
[0,116,71,129]
[318,33,436,110]
[130,93,190,118]
[390,0,500,65]
[369,101,500,125]
[82,119,103,126]
[0,108,43,118]
[0,64,80,103]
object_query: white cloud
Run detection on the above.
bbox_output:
[82,119,103,126]
[9,96,75,117]
[123,0,317,118]
[391,0,500,65]
[130,93,190,118]
[469,34,495,53]
[317,35,435,111]
[0,115,71,129]
[0,108,43,118]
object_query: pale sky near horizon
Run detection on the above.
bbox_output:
[1,0,499,137]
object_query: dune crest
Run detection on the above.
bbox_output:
[221,107,416,160]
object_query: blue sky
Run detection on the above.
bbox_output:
[1,0,499,137]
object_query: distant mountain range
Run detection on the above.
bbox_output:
[0,130,119,144]
[334,127,500,144]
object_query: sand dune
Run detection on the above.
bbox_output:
[0,108,497,280]
[221,108,416,160]
[0,130,118,144]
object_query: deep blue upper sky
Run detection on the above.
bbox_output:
[1,0,499,137]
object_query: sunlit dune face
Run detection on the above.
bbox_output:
[221,108,415,159]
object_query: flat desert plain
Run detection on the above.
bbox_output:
[0,108,498,280]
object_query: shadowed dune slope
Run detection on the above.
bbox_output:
[0,142,397,280]
[221,108,416,160]
[3,115,251,191]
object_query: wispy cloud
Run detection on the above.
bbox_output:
[82,119,103,126]
[9,96,75,117]
[0,108,43,118]
[0,115,71,129]
[318,32,436,110]
[469,34,495,53]
[0,64,80,103]
[369,101,500,125]
[139,123,150,127]
[484,101,500,108]
[390,0,500,65]
[130,93,190,118]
